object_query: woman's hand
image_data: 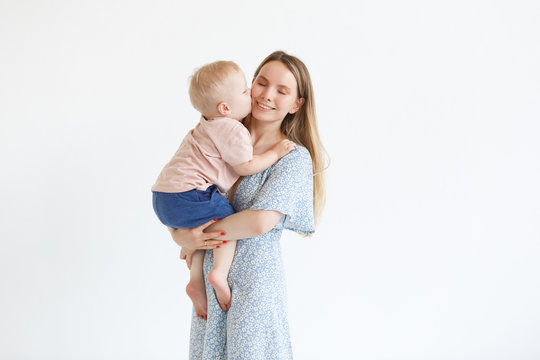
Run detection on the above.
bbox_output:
[168,219,224,252]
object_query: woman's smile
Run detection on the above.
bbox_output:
[255,101,275,111]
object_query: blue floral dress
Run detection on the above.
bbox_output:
[189,146,315,360]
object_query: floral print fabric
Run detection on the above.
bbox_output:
[189,146,315,360]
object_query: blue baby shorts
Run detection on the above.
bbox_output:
[152,185,234,229]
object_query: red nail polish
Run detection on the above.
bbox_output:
[216,245,220,248]
[213,219,218,222]
[221,232,226,236]
[222,240,227,243]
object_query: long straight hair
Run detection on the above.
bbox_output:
[246,51,329,226]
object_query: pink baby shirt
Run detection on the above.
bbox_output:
[152,116,253,194]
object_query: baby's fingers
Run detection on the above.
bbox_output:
[285,140,296,152]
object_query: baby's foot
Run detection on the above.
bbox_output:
[208,269,231,311]
[186,280,207,320]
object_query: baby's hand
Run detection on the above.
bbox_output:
[272,139,296,159]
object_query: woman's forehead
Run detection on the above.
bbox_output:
[257,61,297,87]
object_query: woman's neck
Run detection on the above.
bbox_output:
[248,118,286,154]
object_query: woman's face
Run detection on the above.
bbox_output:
[251,61,303,123]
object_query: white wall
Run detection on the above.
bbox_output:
[1,1,539,359]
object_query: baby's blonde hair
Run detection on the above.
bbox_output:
[189,61,240,116]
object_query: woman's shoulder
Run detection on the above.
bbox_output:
[282,145,311,162]
[273,145,312,171]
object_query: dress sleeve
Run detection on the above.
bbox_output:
[248,146,315,235]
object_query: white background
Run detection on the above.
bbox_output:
[1,1,539,359]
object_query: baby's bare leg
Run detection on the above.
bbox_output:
[185,250,208,320]
[208,241,236,311]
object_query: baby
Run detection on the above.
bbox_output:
[151,60,295,319]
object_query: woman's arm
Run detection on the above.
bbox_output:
[206,209,283,240]
[170,209,283,248]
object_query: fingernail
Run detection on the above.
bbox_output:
[221,232,226,236]
[216,245,220,248]
[222,240,227,243]
[213,219,218,222]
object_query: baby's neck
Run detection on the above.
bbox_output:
[202,114,240,122]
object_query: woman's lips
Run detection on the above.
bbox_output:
[255,101,274,111]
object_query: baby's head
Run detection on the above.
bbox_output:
[189,61,252,121]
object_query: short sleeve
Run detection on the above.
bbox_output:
[249,146,315,235]
[213,120,253,166]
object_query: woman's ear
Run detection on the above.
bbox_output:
[289,97,305,114]
[217,102,231,116]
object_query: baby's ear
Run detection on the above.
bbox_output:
[217,102,231,116]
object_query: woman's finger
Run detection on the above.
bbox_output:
[194,219,225,241]
[197,218,224,241]
[198,240,224,250]
[203,230,224,240]
[197,218,219,231]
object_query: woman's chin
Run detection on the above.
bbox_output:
[252,110,280,122]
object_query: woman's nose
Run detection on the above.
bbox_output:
[261,88,271,101]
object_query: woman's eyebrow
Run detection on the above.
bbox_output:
[258,75,291,90]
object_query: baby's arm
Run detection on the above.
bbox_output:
[232,139,296,176]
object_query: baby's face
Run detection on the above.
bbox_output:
[222,70,252,120]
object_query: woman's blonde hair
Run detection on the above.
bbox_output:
[247,51,329,226]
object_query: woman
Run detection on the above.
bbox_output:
[170,50,327,359]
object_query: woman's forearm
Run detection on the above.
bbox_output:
[206,210,283,240]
